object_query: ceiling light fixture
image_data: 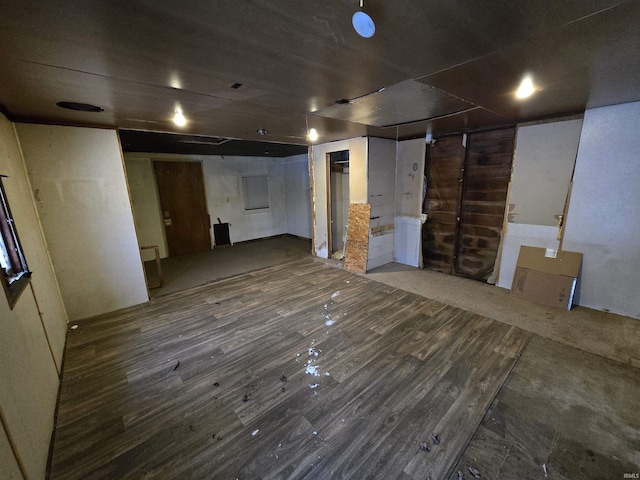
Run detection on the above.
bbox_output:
[516,75,535,99]
[352,0,375,38]
[169,72,182,90]
[308,128,319,142]
[173,110,187,127]
[257,128,268,135]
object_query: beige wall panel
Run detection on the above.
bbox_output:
[17,124,148,321]
[0,114,67,479]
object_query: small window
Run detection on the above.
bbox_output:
[0,176,31,309]
[241,175,270,211]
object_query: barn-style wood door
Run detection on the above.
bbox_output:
[422,128,515,281]
[154,161,211,257]
[422,136,465,274]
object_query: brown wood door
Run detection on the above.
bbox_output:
[456,128,515,279]
[422,135,465,274]
[154,161,211,257]
[422,128,515,280]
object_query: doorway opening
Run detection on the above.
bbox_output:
[329,150,350,259]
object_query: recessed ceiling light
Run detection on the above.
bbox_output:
[308,128,319,142]
[257,128,268,135]
[516,76,535,99]
[56,101,104,112]
[169,72,182,90]
[173,110,187,127]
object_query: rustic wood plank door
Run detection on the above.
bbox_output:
[422,128,515,280]
[422,135,465,274]
[154,161,211,257]
[456,128,515,279]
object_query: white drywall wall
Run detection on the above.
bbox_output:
[201,155,287,243]
[124,157,168,261]
[284,154,312,239]
[349,139,368,204]
[0,114,68,480]
[17,124,149,321]
[562,101,640,319]
[509,118,583,226]
[311,138,367,258]
[395,138,426,267]
[367,137,396,270]
[496,118,582,289]
[396,138,426,218]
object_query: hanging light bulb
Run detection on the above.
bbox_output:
[353,0,375,38]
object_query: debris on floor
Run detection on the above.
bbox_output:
[305,364,320,377]
[213,382,220,387]
[542,463,548,477]
[280,374,287,383]
[467,466,480,478]
[321,302,336,327]
[430,433,440,445]
[70,324,79,330]
[172,360,180,371]
[251,429,259,436]
[419,442,430,452]
[457,471,465,480]
[309,383,319,389]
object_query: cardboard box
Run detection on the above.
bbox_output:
[510,246,582,310]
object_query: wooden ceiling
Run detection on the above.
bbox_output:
[1,1,639,154]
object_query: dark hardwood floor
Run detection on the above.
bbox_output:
[49,258,531,479]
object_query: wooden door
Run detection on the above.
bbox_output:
[422,135,465,274]
[154,161,211,257]
[422,128,515,280]
[456,128,515,280]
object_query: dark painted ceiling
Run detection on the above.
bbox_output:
[119,130,308,157]
[1,1,639,155]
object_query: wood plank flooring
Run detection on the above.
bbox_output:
[449,335,640,480]
[49,258,531,479]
